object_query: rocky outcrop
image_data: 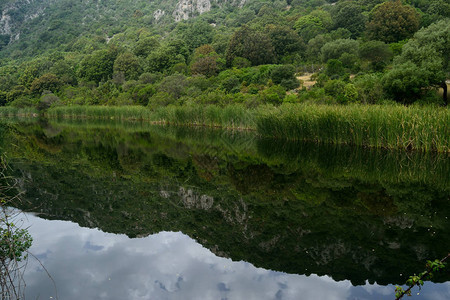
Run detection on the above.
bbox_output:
[172,0,247,22]
[0,0,47,42]
[173,0,212,22]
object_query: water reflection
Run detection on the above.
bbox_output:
[25,213,450,300]
[0,120,449,297]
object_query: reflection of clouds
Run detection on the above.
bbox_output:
[22,214,447,300]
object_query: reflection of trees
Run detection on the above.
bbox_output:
[2,122,450,285]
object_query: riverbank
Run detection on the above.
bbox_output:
[1,103,448,152]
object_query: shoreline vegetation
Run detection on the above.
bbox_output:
[1,104,448,152]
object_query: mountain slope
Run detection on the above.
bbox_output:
[0,0,251,57]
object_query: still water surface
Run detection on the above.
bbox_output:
[0,119,449,299]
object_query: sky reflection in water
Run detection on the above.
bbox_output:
[21,213,449,300]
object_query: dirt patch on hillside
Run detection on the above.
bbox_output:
[297,73,316,89]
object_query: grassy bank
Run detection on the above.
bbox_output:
[43,104,450,152]
[257,104,449,152]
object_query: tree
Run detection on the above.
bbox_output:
[321,39,359,63]
[359,40,393,71]
[266,25,305,58]
[0,91,7,106]
[113,52,143,80]
[270,65,300,90]
[295,10,333,42]
[0,34,9,51]
[190,45,223,77]
[332,2,366,38]
[147,39,189,74]
[50,60,77,86]
[157,74,188,99]
[226,26,275,67]
[147,46,185,74]
[133,36,161,58]
[176,20,214,51]
[306,34,332,62]
[382,20,449,104]
[77,49,118,84]
[30,73,62,95]
[366,1,420,43]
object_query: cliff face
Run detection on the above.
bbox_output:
[0,0,48,42]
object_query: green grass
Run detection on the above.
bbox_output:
[256,103,449,152]
[47,105,256,129]
[46,104,449,152]
[0,107,38,117]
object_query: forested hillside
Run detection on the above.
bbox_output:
[0,0,449,108]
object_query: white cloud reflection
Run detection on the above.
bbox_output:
[19,213,447,300]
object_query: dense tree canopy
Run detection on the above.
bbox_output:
[226,26,275,66]
[366,1,420,43]
[332,2,367,38]
[0,0,447,107]
[77,49,118,83]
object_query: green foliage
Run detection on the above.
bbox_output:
[176,20,214,51]
[147,42,187,74]
[157,74,188,99]
[323,79,357,103]
[383,20,449,103]
[359,40,393,71]
[30,73,62,95]
[353,73,385,104]
[226,26,275,66]
[270,65,300,90]
[77,49,118,83]
[0,0,446,113]
[294,10,332,42]
[266,25,305,58]
[332,2,367,38]
[395,255,448,300]
[321,39,359,63]
[190,45,222,77]
[259,85,286,104]
[113,52,143,80]
[0,226,32,262]
[367,1,420,43]
[133,36,161,58]
[325,59,345,77]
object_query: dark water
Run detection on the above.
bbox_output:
[1,119,449,299]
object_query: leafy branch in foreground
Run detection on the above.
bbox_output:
[394,253,449,300]
[0,155,33,300]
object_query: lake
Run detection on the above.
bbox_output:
[0,119,449,299]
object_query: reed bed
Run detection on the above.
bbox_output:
[46,105,154,120]
[0,107,38,117]
[256,103,449,152]
[47,105,257,129]
[46,104,449,152]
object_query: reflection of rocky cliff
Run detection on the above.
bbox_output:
[2,121,449,285]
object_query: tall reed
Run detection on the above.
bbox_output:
[0,107,38,117]
[46,104,449,152]
[256,103,449,152]
[47,105,256,129]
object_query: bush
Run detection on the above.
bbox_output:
[38,92,60,111]
[270,65,300,90]
[259,85,286,104]
[353,74,385,104]
[321,39,359,63]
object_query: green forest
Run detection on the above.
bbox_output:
[0,0,449,143]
